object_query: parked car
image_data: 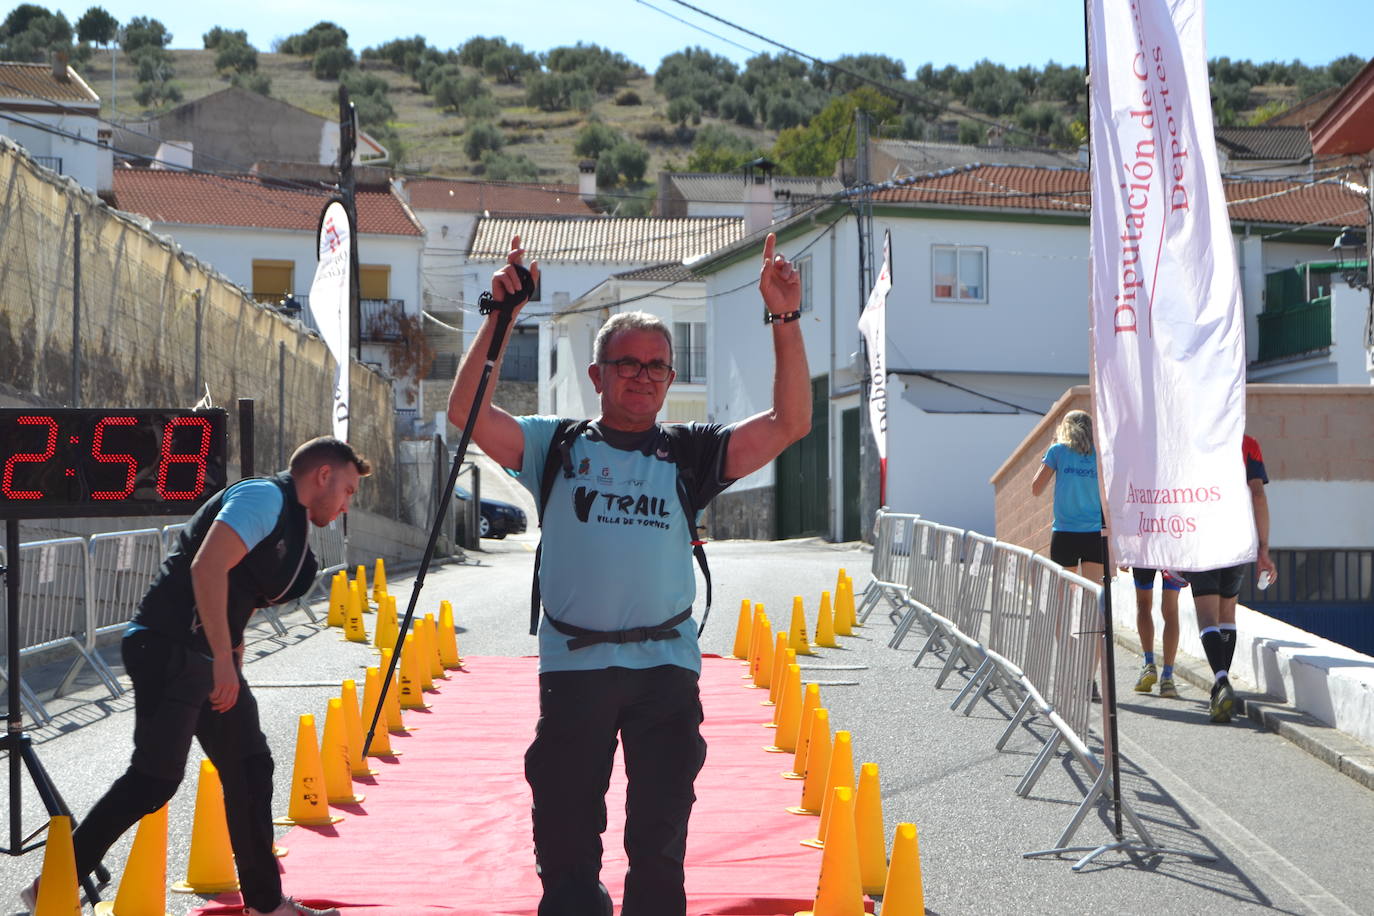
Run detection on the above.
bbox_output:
[454,485,527,539]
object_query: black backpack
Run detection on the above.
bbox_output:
[529,419,713,641]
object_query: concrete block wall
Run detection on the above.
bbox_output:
[992,384,1374,551]
[0,139,400,518]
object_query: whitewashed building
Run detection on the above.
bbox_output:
[111,168,426,407]
[692,164,1367,541]
[0,61,111,196]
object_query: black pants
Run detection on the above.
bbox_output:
[71,629,282,912]
[525,665,707,916]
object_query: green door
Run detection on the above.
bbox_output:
[776,376,829,539]
[842,407,861,542]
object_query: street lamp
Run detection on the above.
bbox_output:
[1331,226,1368,290]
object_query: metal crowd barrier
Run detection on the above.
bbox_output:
[3,519,342,725]
[855,510,1135,849]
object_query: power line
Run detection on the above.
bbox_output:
[648,0,1035,140]
[632,0,763,57]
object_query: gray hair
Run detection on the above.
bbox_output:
[592,310,674,364]
[1056,409,1095,456]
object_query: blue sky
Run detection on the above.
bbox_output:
[72,0,1368,72]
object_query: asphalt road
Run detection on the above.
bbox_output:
[4,532,1374,914]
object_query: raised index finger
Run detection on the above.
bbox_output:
[762,232,776,267]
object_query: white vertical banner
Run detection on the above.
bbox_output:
[1089,0,1253,570]
[858,230,893,499]
[309,199,352,442]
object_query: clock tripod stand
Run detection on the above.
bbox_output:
[3,517,109,902]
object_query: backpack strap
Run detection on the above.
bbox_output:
[528,421,714,640]
[529,419,589,636]
[659,425,713,637]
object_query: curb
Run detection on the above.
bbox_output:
[1113,628,1374,793]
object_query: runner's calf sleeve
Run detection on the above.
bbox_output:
[1219,624,1237,672]
[1199,627,1226,677]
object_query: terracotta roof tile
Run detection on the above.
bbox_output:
[469,216,743,263]
[112,168,423,236]
[405,178,597,215]
[0,62,99,105]
[864,164,1366,228]
[613,262,699,282]
[1214,126,1312,161]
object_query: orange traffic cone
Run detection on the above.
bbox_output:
[795,787,865,916]
[751,617,774,690]
[344,580,369,643]
[880,823,924,916]
[742,604,764,668]
[273,714,343,826]
[321,697,365,805]
[379,649,413,732]
[171,761,238,894]
[414,621,436,691]
[855,763,887,895]
[730,598,753,660]
[842,573,862,630]
[789,596,816,656]
[438,600,462,669]
[373,594,397,652]
[373,557,388,605]
[360,667,398,757]
[744,612,767,680]
[340,679,378,776]
[398,634,430,710]
[803,730,854,847]
[769,667,802,752]
[94,804,170,916]
[765,635,791,707]
[326,571,347,628]
[32,815,80,916]
[831,578,851,637]
[422,614,447,681]
[781,684,821,768]
[788,709,831,815]
[815,591,838,648]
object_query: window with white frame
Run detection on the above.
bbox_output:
[931,245,987,302]
[672,321,707,383]
[797,255,813,312]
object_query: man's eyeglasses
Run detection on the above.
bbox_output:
[602,357,673,382]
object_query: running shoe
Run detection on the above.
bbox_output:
[245,897,341,916]
[1134,662,1158,693]
[1210,677,1235,723]
[1157,677,1179,699]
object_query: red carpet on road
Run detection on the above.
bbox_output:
[193,656,867,916]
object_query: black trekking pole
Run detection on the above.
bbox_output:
[362,265,533,756]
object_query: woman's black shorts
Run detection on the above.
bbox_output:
[1050,530,1104,568]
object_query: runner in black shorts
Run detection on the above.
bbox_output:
[1184,434,1277,723]
[1031,410,1105,586]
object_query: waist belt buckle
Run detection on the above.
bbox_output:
[615,627,650,645]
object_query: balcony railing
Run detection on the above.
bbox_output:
[361,298,406,342]
[33,155,62,173]
[1256,299,1331,363]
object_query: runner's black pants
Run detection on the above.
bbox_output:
[70,628,282,911]
[525,665,707,916]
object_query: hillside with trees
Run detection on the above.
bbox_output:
[1,7,1364,215]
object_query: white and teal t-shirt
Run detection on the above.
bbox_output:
[516,417,735,674]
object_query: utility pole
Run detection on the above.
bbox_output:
[854,108,882,536]
[338,86,360,361]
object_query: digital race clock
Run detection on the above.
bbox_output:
[0,408,228,519]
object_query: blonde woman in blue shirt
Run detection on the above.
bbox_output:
[1031,409,1104,585]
